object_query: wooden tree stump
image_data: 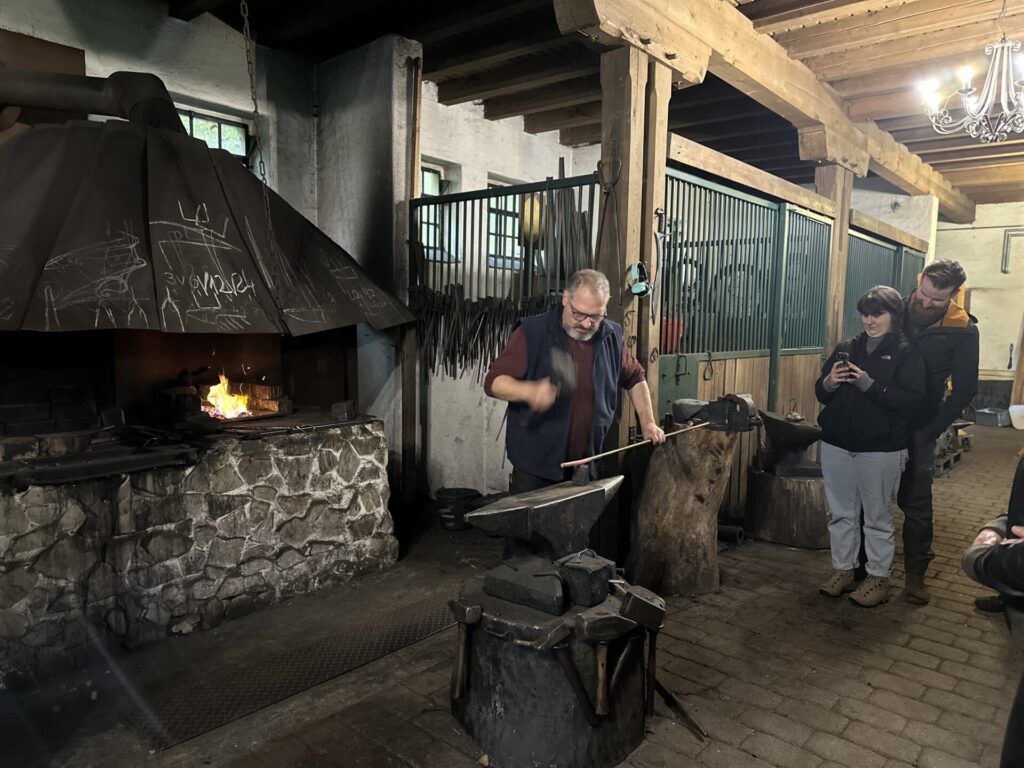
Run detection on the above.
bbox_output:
[746,469,829,549]
[626,428,738,595]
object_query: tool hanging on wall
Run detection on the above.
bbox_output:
[651,207,666,325]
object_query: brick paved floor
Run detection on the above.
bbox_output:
[630,425,1023,768]
[204,425,1021,768]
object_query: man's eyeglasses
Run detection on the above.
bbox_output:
[568,301,607,324]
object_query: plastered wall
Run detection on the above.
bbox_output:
[935,202,1024,378]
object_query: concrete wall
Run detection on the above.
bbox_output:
[420,80,590,191]
[935,202,1024,378]
[418,83,598,494]
[316,35,421,463]
[850,187,938,257]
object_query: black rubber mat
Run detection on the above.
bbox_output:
[131,593,454,750]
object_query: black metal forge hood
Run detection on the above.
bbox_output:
[0,70,413,334]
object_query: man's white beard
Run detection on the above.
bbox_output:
[565,324,598,341]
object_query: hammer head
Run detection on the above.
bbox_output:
[618,585,666,631]
[575,600,637,642]
[549,348,576,393]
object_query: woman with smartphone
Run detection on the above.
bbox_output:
[815,286,926,607]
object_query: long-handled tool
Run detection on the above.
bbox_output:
[560,421,709,469]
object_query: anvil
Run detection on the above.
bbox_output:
[464,476,623,560]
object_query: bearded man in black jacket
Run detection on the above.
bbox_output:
[900,259,979,605]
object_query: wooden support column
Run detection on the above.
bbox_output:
[638,61,672,421]
[815,163,855,352]
[597,46,647,449]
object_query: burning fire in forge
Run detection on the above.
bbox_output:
[203,374,250,419]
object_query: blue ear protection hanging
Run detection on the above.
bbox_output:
[627,261,652,297]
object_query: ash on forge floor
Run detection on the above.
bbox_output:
[3,427,1021,768]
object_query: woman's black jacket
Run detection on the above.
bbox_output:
[814,331,926,453]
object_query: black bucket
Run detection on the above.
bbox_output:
[435,487,481,531]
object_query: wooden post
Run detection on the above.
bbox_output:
[815,163,854,351]
[598,46,647,449]
[638,60,672,421]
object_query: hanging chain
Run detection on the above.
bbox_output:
[239,0,283,316]
[997,0,1007,38]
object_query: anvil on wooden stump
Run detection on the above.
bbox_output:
[449,477,658,768]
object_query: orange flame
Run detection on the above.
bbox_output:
[204,374,249,419]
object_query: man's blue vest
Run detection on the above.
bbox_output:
[505,306,623,481]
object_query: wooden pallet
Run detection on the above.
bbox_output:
[934,449,964,477]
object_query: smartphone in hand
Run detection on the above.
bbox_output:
[836,351,850,368]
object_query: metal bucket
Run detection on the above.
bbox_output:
[436,487,481,531]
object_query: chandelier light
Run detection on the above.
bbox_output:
[918,0,1024,143]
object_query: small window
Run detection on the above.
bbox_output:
[178,109,250,161]
[487,183,523,270]
[419,165,458,263]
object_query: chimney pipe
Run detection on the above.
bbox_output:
[0,70,184,133]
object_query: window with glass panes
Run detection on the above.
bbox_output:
[487,184,522,270]
[178,110,249,160]
[420,166,453,262]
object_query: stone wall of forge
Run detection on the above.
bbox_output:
[0,421,396,683]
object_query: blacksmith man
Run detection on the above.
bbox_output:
[485,269,665,494]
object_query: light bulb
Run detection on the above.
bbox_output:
[918,78,940,97]
[956,66,974,89]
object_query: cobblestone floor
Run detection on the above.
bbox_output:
[208,425,1022,768]
[12,427,1021,768]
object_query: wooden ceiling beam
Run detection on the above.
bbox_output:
[830,50,990,100]
[777,0,1016,59]
[890,126,973,144]
[668,133,836,216]
[927,157,1024,172]
[913,137,1024,156]
[875,114,935,132]
[425,30,569,81]
[967,189,1024,204]
[555,0,976,221]
[555,0,712,87]
[416,0,550,44]
[523,100,601,133]
[808,17,1024,81]
[743,0,913,35]
[955,182,1024,196]
[847,91,928,122]
[941,165,1024,186]
[437,53,598,104]
[560,123,601,145]
[482,76,600,119]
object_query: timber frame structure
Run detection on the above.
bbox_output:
[168,0,1019,503]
